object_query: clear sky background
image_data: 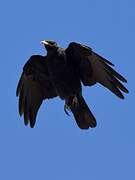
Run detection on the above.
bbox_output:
[0,0,134,179]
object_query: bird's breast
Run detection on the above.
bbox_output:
[50,67,81,99]
[46,51,81,99]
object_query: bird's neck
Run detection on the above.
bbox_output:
[47,48,58,58]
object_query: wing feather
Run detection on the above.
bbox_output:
[16,55,57,127]
[66,42,128,99]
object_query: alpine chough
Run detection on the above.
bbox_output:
[16,40,128,129]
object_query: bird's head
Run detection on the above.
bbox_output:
[41,40,58,52]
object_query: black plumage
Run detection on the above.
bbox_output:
[16,40,128,129]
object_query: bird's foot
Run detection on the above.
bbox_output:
[72,96,79,108]
[64,96,79,115]
[64,103,71,116]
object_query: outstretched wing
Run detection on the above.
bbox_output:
[16,55,57,128]
[66,42,128,99]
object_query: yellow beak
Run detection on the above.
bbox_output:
[40,40,49,45]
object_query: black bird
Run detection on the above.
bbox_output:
[16,40,128,129]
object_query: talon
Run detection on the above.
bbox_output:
[72,96,79,108]
[64,104,71,116]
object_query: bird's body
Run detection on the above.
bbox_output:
[16,40,128,129]
[46,47,81,99]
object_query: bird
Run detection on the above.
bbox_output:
[16,40,128,129]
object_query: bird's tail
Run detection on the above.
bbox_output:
[69,96,97,129]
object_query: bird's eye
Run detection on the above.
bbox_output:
[47,41,55,45]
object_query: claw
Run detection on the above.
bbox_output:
[64,104,71,116]
[72,96,79,108]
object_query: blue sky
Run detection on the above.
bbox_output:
[0,0,134,179]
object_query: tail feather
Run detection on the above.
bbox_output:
[70,96,97,129]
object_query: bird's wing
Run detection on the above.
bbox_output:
[16,55,57,127]
[66,42,128,99]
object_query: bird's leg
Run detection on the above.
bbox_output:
[64,99,71,116]
[64,96,79,115]
[72,95,79,108]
